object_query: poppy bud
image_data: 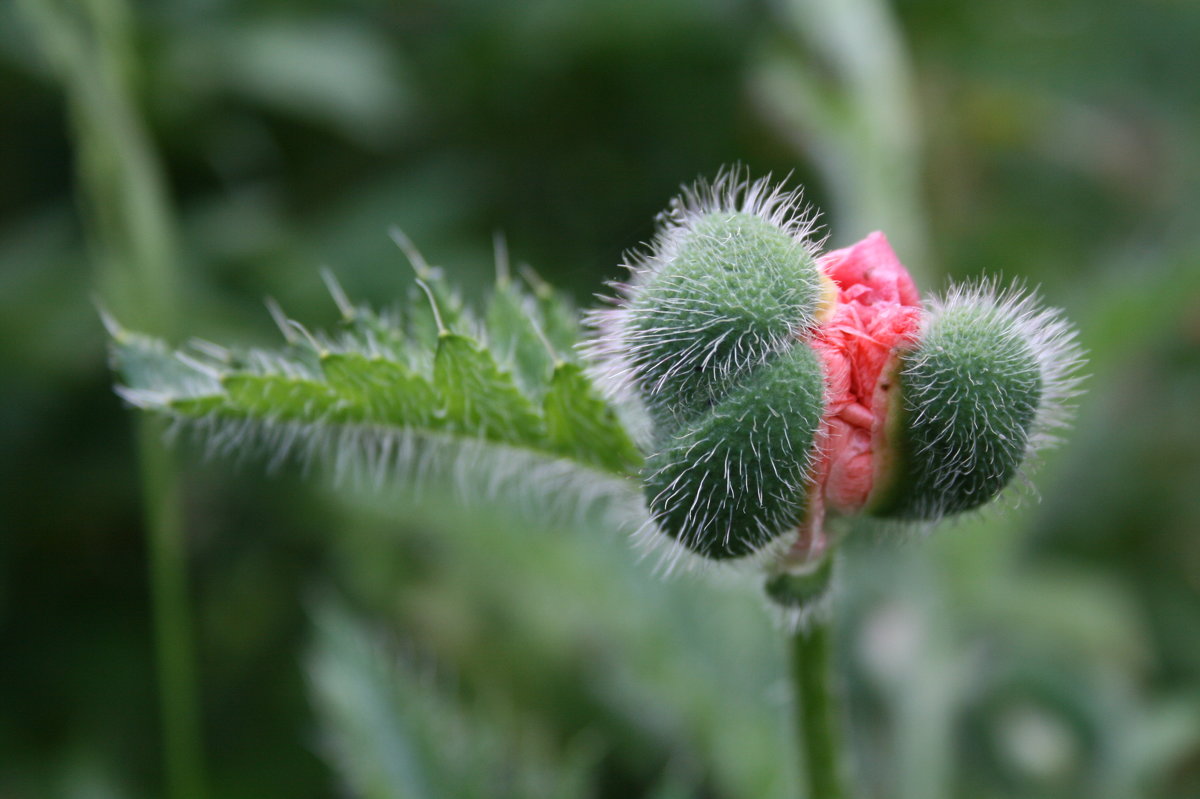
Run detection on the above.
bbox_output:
[587,169,830,560]
[588,170,1083,566]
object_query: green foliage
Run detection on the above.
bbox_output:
[308,602,594,799]
[110,265,642,482]
[331,480,803,799]
[7,0,1200,797]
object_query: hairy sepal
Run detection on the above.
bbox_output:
[869,282,1084,519]
[627,210,824,430]
[641,342,825,560]
[585,168,825,436]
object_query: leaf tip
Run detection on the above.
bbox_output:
[389,226,433,280]
[320,267,356,320]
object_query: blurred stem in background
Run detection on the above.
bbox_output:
[16,1,203,798]
[751,0,928,272]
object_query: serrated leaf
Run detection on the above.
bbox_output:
[222,373,346,422]
[433,332,545,445]
[522,267,580,355]
[110,331,220,397]
[543,362,642,474]
[111,265,641,484]
[320,351,439,427]
[341,306,412,360]
[406,267,468,349]
[486,280,554,396]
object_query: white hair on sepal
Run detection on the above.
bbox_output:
[629,472,826,580]
[923,277,1087,466]
[578,296,658,448]
[874,277,1086,526]
[628,509,812,581]
[658,164,824,245]
[628,360,829,575]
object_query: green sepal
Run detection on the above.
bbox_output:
[628,210,824,431]
[641,342,825,560]
[869,303,1042,519]
[764,556,834,611]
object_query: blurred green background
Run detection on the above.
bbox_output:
[2,1,1199,797]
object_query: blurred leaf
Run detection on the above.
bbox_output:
[171,19,414,146]
[486,278,556,396]
[1125,698,1200,793]
[332,478,803,799]
[308,601,595,799]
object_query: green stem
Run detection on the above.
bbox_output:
[140,416,204,799]
[17,2,203,797]
[791,615,848,799]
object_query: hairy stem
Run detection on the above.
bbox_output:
[791,614,848,799]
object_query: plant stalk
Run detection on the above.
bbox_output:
[791,614,848,799]
[140,416,204,799]
[16,2,204,797]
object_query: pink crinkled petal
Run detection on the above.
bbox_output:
[820,231,921,308]
[795,232,922,558]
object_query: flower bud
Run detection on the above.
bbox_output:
[869,285,1084,519]
[588,169,1083,566]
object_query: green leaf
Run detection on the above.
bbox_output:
[521,266,580,355]
[320,352,439,427]
[109,271,641,485]
[342,306,417,364]
[485,280,555,397]
[543,362,642,474]
[221,373,345,422]
[109,331,220,397]
[308,607,439,799]
[308,602,595,799]
[432,332,545,445]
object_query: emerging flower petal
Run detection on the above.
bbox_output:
[794,233,922,558]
